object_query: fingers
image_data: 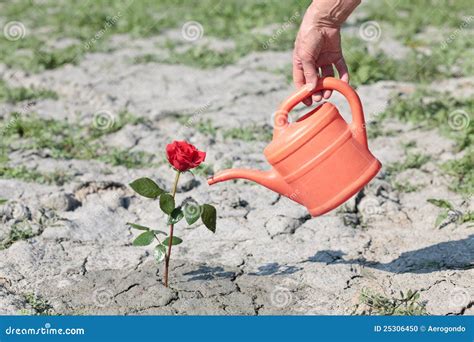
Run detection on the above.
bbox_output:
[321,65,334,99]
[292,53,305,89]
[334,56,349,83]
[293,51,312,106]
[293,57,313,106]
[301,58,319,106]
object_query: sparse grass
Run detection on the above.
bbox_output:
[0,113,155,168]
[178,115,272,142]
[363,0,473,42]
[0,225,36,250]
[0,80,58,103]
[366,121,397,139]
[393,181,420,193]
[193,163,214,178]
[427,197,474,228]
[178,115,217,137]
[2,0,473,85]
[22,293,54,316]
[381,91,473,151]
[343,37,399,86]
[154,44,240,69]
[0,165,72,185]
[381,90,473,195]
[195,119,218,137]
[90,110,149,138]
[387,153,430,174]
[357,288,427,315]
[441,151,474,195]
[223,125,273,142]
[1,0,309,72]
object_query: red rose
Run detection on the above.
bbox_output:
[166,140,206,172]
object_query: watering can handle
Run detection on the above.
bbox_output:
[274,77,368,149]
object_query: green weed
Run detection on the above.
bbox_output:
[0,113,154,168]
[427,198,474,228]
[393,181,420,193]
[223,125,272,142]
[363,0,473,42]
[1,0,309,72]
[0,225,36,250]
[387,153,430,173]
[441,151,474,195]
[23,293,54,315]
[357,288,427,315]
[381,91,473,151]
[0,80,58,103]
[0,165,72,185]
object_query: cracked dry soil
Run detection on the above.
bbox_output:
[0,30,473,315]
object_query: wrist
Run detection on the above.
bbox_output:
[310,0,361,28]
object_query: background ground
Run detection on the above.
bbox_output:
[0,0,472,315]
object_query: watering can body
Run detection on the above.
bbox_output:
[208,77,381,217]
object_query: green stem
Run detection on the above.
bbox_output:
[164,170,181,287]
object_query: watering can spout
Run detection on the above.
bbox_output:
[208,168,295,199]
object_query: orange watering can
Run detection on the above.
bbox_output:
[208,77,381,216]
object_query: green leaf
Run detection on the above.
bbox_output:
[153,229,167,235]
[160,193,175,214]
[435,211,449,228]
[167,207,184,224]
[184,201,201,225]
[162,236,183,246]
[461,211,474,223]
[0,198,7,205]
[427,198,453,210]
[132,231,155,246]
[154,244,167,263]
[201,204,217,233]
[129,177,164,199]
[127,222,150,231]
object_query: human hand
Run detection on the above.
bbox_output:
[293,1,357,106]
